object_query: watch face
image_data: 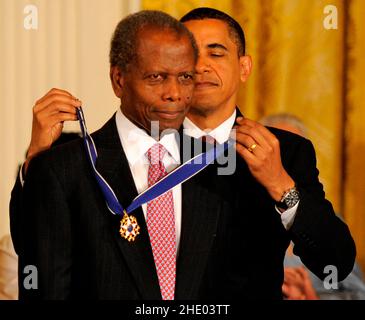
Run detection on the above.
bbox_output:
[284,189,300,208]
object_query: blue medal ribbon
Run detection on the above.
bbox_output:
[76,107,232,240]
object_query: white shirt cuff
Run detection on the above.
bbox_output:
[19,163,25,187]
[276,201,300,230]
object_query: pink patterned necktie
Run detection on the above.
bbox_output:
[146,143,176,300]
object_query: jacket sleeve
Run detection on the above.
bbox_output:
[9,169,24,256]
[287,138,356,281]
[19,152,73,300]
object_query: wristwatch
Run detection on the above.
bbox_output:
[276,186,300,210]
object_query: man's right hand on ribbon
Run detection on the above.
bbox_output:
[24,88,81,173]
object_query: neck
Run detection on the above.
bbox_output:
[187,105,236,130]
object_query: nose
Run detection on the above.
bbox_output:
[162,77,181,102]
[195,55,211,74]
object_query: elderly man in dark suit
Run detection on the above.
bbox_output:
[16,10,200,300]
[11,8,355,300]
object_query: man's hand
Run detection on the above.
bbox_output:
[232,117,294,202]
[24,88,81,173]
[282,267,319,300]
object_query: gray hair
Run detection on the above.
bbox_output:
[109,10,198,72]
[259,113,307,137]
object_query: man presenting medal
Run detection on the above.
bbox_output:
[11,8,355,300]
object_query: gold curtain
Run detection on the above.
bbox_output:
[143,0,365,272]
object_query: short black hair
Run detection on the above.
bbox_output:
[180,7,246,56]
[110,10,198,72]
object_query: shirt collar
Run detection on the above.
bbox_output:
[115,109,180,166]
[183,109,236,144]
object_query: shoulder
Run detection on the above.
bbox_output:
[26,115,119,185]
[24,138,87,192]
[29,114,117,170]
[265,126,318,172]
[30,138,85,170]
[267,126,315,155]
[266,126,309,146]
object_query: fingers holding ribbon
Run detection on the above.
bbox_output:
[25,88,82,174]
[231,117,295,202]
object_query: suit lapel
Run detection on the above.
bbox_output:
[236,106,243,119]
[92,115,161,299]
[175,136,222,299]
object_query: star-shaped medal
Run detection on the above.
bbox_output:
[119,211,140,242]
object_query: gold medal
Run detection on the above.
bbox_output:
[119,210,140,242]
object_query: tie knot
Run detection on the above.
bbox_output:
[147,143,167,165]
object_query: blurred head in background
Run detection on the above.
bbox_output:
[259,113,307,138]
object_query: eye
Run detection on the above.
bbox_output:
[148,74,163,81]
[178,73,194,83]
[210,52,224,57]
[182,74,193,79]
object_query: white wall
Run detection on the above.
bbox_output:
[0,0,140,239]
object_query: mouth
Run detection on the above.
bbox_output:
[195,81,219,89]
[153,110,185,120]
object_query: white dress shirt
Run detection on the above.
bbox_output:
[183,110,237,144]
[115,110,182,248]
[183,110,299,230]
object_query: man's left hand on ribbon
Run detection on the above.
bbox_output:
[233,117,295,202]
[24,88,81,174]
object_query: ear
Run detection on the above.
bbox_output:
[239,55,252,83]
[110,66,124,98]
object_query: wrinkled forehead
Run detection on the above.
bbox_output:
[135,27,195,70]
[137,26,182,48]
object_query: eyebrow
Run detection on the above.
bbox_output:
[207,43,228,51]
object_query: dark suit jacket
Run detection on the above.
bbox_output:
[12,114,355,300]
